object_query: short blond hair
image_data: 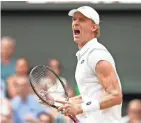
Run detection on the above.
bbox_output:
[1,36,16,45]
[91,20,100,38]
[95,25,100,38]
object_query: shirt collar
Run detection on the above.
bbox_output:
[76,38,98,59]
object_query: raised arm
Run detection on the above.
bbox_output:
[95,60,122,109]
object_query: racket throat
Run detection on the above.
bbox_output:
[51,104,58,109]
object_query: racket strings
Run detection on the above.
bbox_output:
[30,66,64,105]
[31,67,46,82]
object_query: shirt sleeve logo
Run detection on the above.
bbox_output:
[81,59,85,64]
[86,101,91,105]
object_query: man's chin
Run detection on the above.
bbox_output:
[74,39,80,43]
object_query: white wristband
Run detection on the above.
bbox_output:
[81,100,100,113]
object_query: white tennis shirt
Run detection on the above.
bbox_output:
[75,38,122,123]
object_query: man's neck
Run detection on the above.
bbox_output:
[78,37,96,49]
[2,57,12,64]
[21,94,28,102]
[17,73,28,77]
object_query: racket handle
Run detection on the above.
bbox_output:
[52,105,80,123]
[69,115,80,123]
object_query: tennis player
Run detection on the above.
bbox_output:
[56,6,123,123]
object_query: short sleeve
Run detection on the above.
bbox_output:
[87,49,115,73]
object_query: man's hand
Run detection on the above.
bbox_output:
[55,99,83,116]
[130,119,141,123]
[69,95,83,104]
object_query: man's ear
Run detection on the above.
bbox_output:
[91,23,97,32]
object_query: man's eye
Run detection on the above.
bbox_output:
[72,18,76,21]
[80,18,85,22]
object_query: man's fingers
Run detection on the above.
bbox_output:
[58,106,72,116]
[58,106,64,112]
[64,104,70,108]
[55,99,69,104]
[61,109,68,114]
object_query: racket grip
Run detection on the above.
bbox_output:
[69,115,80,123]
[52,105,80,122]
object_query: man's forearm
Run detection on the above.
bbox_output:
[81,90,122,115]
[99,90,122,110]
[71,95,82,99]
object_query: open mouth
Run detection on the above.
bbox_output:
[74,29,80,36]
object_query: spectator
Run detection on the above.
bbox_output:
[1,36,16,82]
[45,58,73,123]
[11,76,50,123]
[0,98,14,123]
[122,99,141,123]
[47,58,62,75]
[47,58,75,98]
[7,58,30,99]
[38,112,53,123]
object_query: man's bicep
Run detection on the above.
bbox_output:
[95,60,121,92]
[95,60,123,106]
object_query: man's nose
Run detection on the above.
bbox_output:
[73,20,79,28]
[73,19,79,26]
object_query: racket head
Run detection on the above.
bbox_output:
[29,65,80,123]
[29,65,68,108]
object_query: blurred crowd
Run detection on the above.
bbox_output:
[1,36,77,123]
[1,36,141,123]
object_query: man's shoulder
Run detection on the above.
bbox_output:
[11,96,21,109]
[1,58,16,66]
[89,41,113,58]
[87,41,115,66]
[7,74,17,81]
[28,94,38,100]
[92,41,108,51]
[88,43,110,57]
[11,96,20,102]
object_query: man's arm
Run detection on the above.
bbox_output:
[70,95,83,104]
[56,60,122,116]
[95,60,122,109]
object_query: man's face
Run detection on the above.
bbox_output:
[128,102,141,120]
[39,114,52,123]
[1,40,15,58]
[72,12,95,47]
[16,59,29,75]
[49,60,60,75]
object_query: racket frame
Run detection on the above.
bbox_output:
[29,65,79,123]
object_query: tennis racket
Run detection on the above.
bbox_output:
[29,65,80,123]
